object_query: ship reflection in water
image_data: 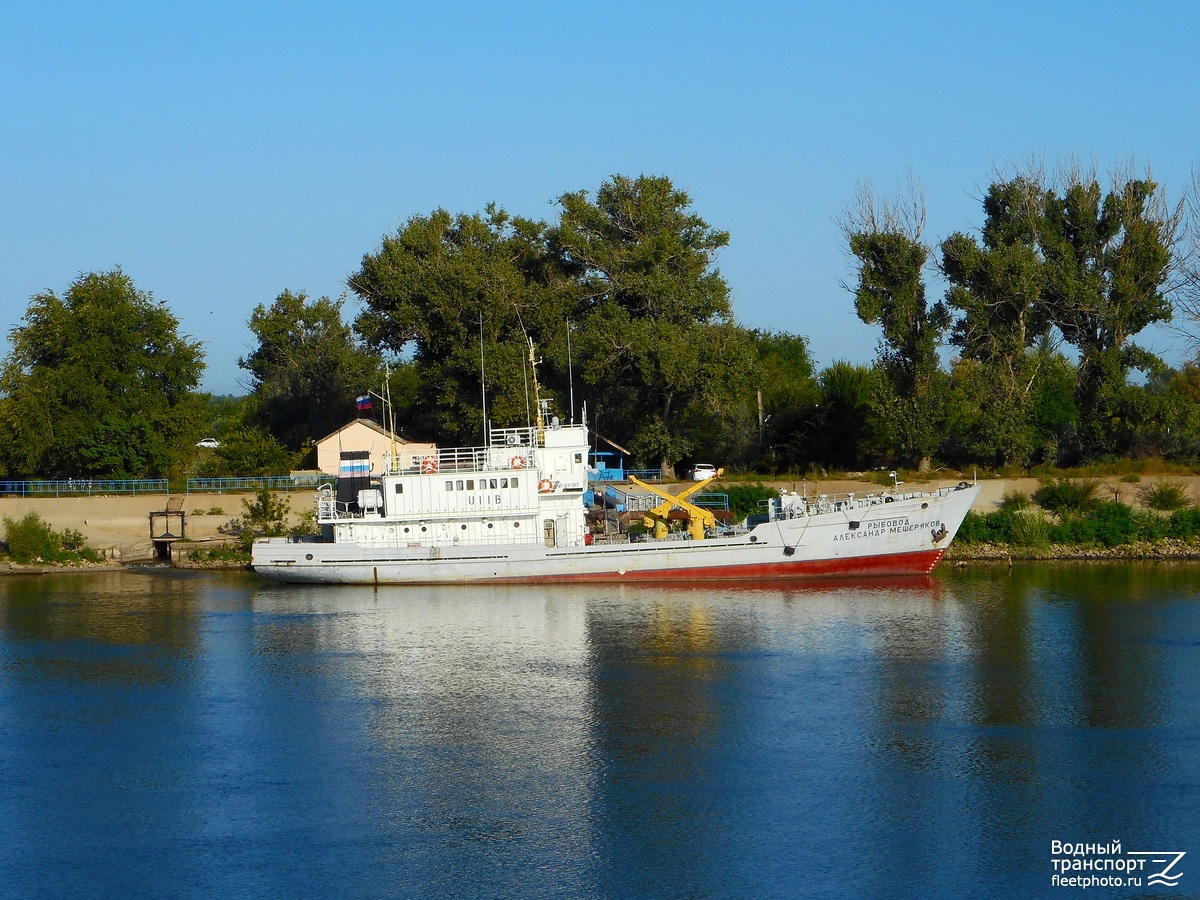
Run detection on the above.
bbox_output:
[0,566,1196,897]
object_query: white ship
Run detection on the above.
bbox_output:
[251,403,979,586]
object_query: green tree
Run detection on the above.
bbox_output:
[812,361,879,471]
[1026,350,1079,465]
[1039,166,1182,457]
[351,205,568,443]
[841,181,949,466]
[940,175,1054,465]
[0,270,205,478]
[1157,362,1200,461]
[751,331,819,472]
[240,290,384,451]
[553,174,751,475]
[205,424,298,476]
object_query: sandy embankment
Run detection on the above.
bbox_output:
[0,491,288,562]
[3,475,1198,564]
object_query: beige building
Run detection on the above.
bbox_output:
[315,419,437,477]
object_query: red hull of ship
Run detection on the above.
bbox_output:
[483,548,948,584]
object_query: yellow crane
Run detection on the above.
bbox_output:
[628,475,718,541]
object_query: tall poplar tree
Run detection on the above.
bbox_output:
[841,180,949,467]
[1039,167,1182,457]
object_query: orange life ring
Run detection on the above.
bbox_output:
[511,455,526,469]
[421,455,438,474]
[538,478,553,493]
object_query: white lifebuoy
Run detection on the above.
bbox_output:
[511,455,526,469]
[421,455,438,474]
[538,478,553,493]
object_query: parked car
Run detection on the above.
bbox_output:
[195,438,221,449]
[690,463,718,481]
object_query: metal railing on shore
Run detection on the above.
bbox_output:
[185,475,324,494]
[0,479,170,497]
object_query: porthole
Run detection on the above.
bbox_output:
[421,526,427,532]
[461,524,467,530]
[403,527,410,534]
[749,535,757,543]
[514,522,520,528]
[305,553,314,560]
[487,523,494,529]
[921,502,929,510]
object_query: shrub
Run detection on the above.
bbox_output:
[187,544,251,563]
[2,512,101,563]
[288,509,320,538]
[207,506,224,515]
[59,528,87,551]
[721,483,778,522]
[1137,478,1189,512]
[956,509,1039,545]
[1051,502,1134,548]
[4,512,60,561]
[230,489,292,552]
[999,490,1031,511]
[1131,509,1168,542]
[1035,478,1100,515]
[1009,509,1050,547]
[241,489,289,535]
[1167,507,1200,541]
[955,511,991,544]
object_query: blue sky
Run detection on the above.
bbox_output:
[3,1,1198,394]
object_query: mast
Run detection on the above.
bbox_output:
[479,312,489,445]
[528,338,545,444]
[566,319,574,425]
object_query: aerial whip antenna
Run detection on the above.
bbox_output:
[479,311,488,445]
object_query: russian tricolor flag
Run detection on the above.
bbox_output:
[356,394,373,411]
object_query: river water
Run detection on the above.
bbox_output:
[0,565,1197,899]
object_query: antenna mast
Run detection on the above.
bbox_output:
[566,319,575,425]
[528,338,546,443]
[479,312,488,445]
